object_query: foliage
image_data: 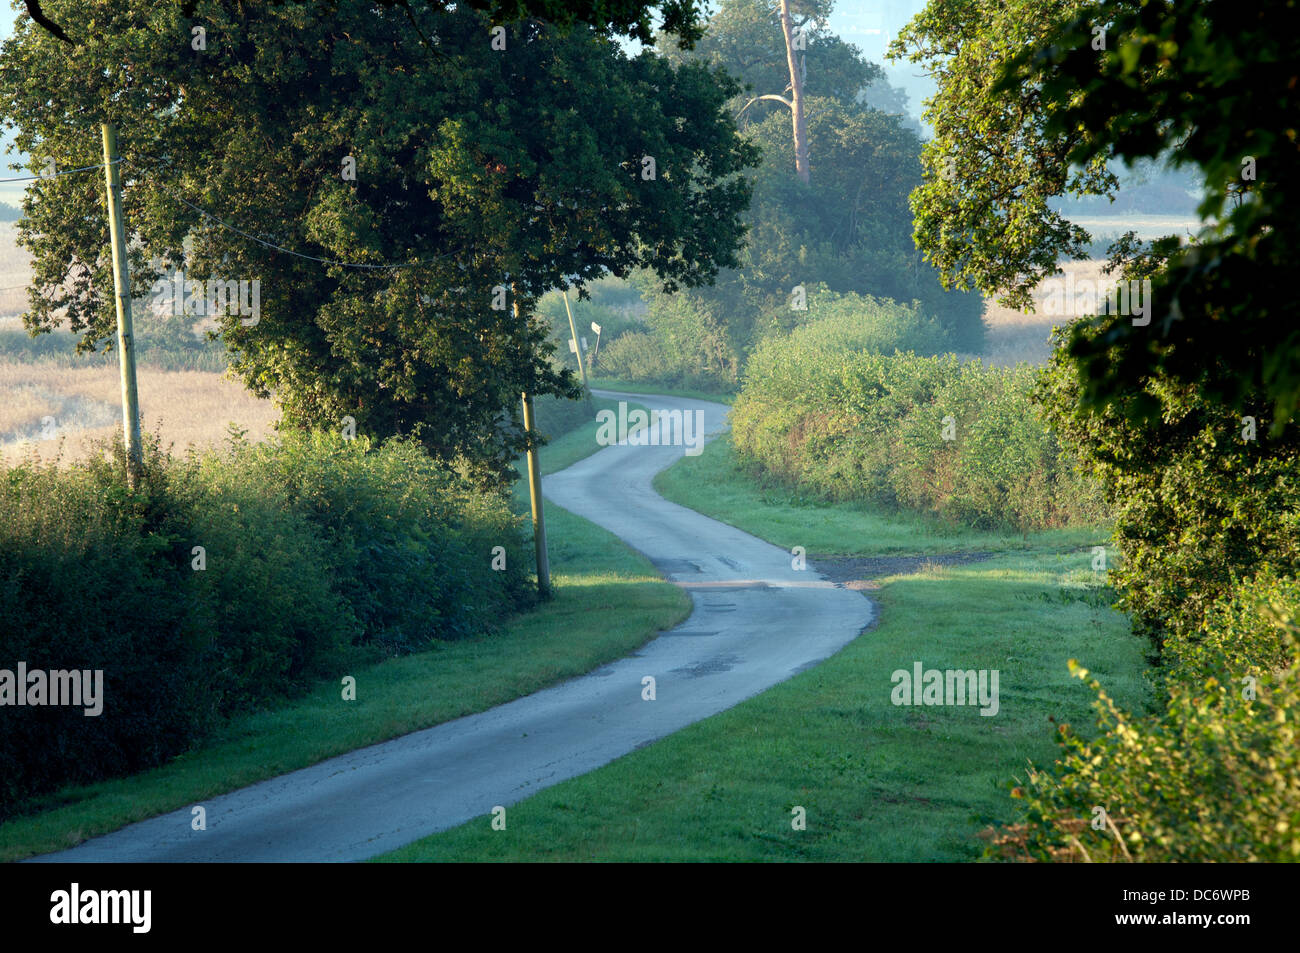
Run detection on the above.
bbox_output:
[28,0,714,50]
[534,286,642,379]
[896,0,1300,430]
[1006,573,1300,863]
[634,0,984,387]
[0,429,530,818]
[891,0,1111,312]
[1036,321,1300,654]
[660,0,878,124]
[0,0,759,487]
[597,327,730,392]
[896,0,1300,862]
[732,332,1105,532]
[1007,0,1300,432]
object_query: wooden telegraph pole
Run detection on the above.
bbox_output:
[516,287,550,597]
[101,123,143,488]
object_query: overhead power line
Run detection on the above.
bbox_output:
[0,158,119,183]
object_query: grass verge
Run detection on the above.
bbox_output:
[377,431,1146,862]
[378,549,1151,861]
[0,398,689,862]
[589,378,737,405]
[654,438,1107,556]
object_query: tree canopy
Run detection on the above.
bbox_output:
[637,0,984,379]
[894,0,1298,429]
[22,0,712,48]
[0,0,758,484]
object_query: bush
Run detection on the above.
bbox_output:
[1036,321,1300,652]
[596,328,732,393]
[782,289,952,357]
[732,341,1106,532]
[999,323,1300,860]
[0,429,531,818]
[1003,572,1300,862]
[0,443,213,809]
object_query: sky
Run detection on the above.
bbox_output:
[0,0,936,208]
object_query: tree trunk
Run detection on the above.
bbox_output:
[778,0,810,184]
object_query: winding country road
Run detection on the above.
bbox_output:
[34,391,873,862]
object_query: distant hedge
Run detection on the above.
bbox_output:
[731,346,1106,532]
[0,431,531,818]
[598,290,956,395]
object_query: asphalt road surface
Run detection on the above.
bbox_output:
[35,390,874,862]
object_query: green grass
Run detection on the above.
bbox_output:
[525,396,622,477]
[0,397,689,862]
[379,550,1152,861]
[378,431,1145,862]
[588,377,737,405]
[654,438,1107,556]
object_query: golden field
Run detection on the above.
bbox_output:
[0,216,1200,464]
[1,223,279,464]
[0,361,279,466]
[976,258,1111,368]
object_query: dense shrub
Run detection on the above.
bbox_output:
[731,342,1106,532]
[0,444,215,810]
[597,328,731,393]
[1037,321,1300,653]
[0,430,530,818]
[781,290,951,357]
[596,287,961,394]
[1003,572,1300,862]
[998,321,1300,862]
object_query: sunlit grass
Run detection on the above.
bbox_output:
[380,550,1151,862]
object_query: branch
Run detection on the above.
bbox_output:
[23,0,74,45]
[736,93,792,119]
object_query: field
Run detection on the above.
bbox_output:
[0,213,1202,462]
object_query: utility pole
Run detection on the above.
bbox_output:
[516,287,550,597]
[520,392,551,598]
[101,122,143,488]
[562,289,593,410]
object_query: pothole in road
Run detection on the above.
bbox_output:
[652,557,702,575]
[671,653,742,678]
